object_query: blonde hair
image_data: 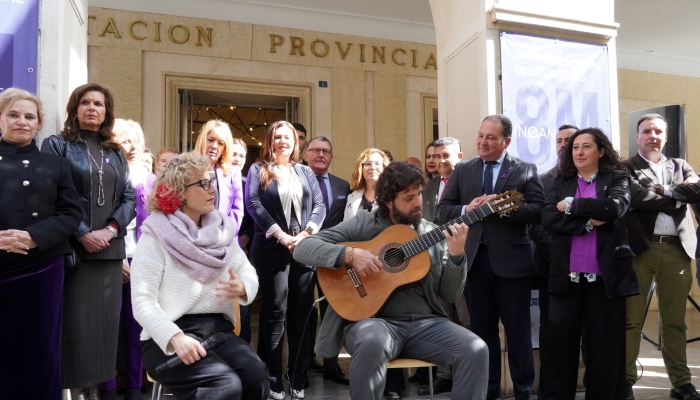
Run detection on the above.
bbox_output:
[194,120,234,174]
[350,148,390,191]
[0,88,44,128]
[147,151,211,213]
[231,137,247,152]
[113,119,145,151]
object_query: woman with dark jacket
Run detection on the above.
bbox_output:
[0,88,82,400]
[540,128,640,400]
[42,82,136,398]
[246,120,325,399]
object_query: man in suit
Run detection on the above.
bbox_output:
[418,136,468,395]
[437,114,545,400]
[423,137,463,224]
[527,124,576,384]
[624,114,700,400]
[304,136,352,385]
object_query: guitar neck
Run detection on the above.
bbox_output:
[401,203,494,258]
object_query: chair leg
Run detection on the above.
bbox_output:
[428,366,434,400]
[150,382,162,400]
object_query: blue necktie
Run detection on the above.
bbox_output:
[483,161,497,195]
[316,175,330,212]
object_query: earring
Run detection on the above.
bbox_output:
[181,199,187,206]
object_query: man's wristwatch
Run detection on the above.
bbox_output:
[105,225,118,237]
[304,227,314,235]
[653,184,664,196]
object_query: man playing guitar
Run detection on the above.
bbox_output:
[293,161,488,399]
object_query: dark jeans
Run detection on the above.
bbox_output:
[257,261,315,392]
[142,314,269,400]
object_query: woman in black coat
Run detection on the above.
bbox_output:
[42,82,136,398]
[539,128,640,400]
[0,88,82,399]
[246,121,326,399]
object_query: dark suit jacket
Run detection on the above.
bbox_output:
[528,168,556,277]
[623,153,698,258]
[542,170,639,298]
[422,176,441,224]
[437,153,545,278]
[320,173,351,230]
[246,162,326,273]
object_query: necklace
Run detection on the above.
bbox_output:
[87,146,106,206]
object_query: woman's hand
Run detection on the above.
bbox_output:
[79,229,113,253]
[169,332,207,365]
[556,200,568,212]
[0,229,37,254]
[122,262,131,283]
[215,268,248,305]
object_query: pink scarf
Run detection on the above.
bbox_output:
[141,209,236,282]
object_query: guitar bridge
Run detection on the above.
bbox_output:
[347,267,368,298]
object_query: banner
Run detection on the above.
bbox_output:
[0,0,40,93]
[500,32,611,173]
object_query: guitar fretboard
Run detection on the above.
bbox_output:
[400,203,494,258]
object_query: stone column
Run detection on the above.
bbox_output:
[429,0,619,156]
[37,0,88,143]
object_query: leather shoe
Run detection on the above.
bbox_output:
[384,391,400,400]
[625,381,635,400]
[671,383,700,400]
[323,367,350,385]
[408,367,428,382]
[417,377,452,395]
[308,357,325,373]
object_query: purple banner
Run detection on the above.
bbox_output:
[0,0,40,94]
[500,32,611,173]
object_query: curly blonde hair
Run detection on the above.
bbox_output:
[147,151,211,213]
[350,148,390,191]
[194,120,234,175]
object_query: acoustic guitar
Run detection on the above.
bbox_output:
[316,190,523,321]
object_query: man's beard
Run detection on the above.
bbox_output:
[392,206,423,227]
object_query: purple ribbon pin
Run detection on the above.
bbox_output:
[105,158,111,164]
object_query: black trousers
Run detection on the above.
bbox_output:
[466,245,534,400]
[257,260,315,392]
[142,314,269,400]
[539,278,626,400]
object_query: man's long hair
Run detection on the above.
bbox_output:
[375,161,426,217]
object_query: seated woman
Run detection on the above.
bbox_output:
[131,152,269,400]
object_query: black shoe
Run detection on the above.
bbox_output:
[417,377,453,395]
[323,367,350,385]
[308,357,325,373]
[408,367,428,382]
[384,391,400,400]
[671,383,700,400]
[625,382,635,400]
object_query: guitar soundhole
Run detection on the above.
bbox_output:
[379,245,408,273]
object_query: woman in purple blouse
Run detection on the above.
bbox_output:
[540,128,640,400]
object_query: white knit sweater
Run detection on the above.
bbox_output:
[131,232,258,355]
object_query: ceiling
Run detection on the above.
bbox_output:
[91,0,700,78]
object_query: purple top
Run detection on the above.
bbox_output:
[569,177,601,274]
[135,174,157,241]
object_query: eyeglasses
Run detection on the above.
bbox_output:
[307,148,332,156]
[362,161,383,168]
[184,177,217,191]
